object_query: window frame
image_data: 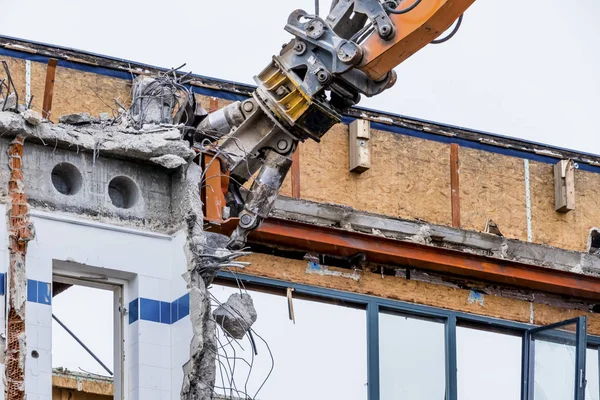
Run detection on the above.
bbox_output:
[52,272,128,400]
[217,271,600,400]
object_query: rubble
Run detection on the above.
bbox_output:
[98,112,112,123]
[213,293,257,339]
[23,109,43,126]
[0,93,17,111]
[150,154,188,169]
[179,162,217,400]
[130,76,178,128]
[0,111,195,169]
[59,112,93,125]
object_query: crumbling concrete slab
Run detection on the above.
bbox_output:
[0,111,195,169]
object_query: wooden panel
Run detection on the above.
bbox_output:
[530,161,600,251]
[0,57,26,103]
[460,148,527,241]
[30,62,130,123]
[300,123,452,225]
[240,253,531,324]
[349,119,371,173]
[553,159,576,212]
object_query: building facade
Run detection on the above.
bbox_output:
[0,35,599,400]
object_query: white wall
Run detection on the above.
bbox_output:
[20,209,193,400]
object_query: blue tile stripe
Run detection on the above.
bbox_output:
[129,293,190,325]
[27,279,52,305]
[0,274,48,302]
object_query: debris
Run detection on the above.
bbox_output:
[23,109,43,126]
[213,293,257,339]
[485,219,503,236]
[130,76,177,128]
[98,112,112,123]
[150,154,188,169]
[0,112,195,168]
[127,66,196,131]
[0,93,17,111]
[59,112,93,125]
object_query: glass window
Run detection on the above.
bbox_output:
[379,310,446,399]
[531,322,578,400]
[457,326,521,400]
[587,348,599,400]
[211,284,368,400]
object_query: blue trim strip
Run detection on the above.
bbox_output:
[129,299,139,324]
[446,315,458,400]
[366,302,380,400]
[0,273,4,296]
[129,293,190,325]
[3,44,600,173]
[27,279,51,305]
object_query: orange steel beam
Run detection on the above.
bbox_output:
[208,217,600,301]
[358,0,475,81]
[203,154,227,221]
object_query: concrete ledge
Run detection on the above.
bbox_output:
[271,196,600,278]
[0,111,195,168]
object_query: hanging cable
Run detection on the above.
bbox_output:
[384,0,423,14]
[431,14,464,44]
[315,0,320,15]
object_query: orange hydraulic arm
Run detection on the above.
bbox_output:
[359,0,475,81]
[194,0,477,249]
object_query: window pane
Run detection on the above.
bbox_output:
[587,348,599,400]
[379,310,446,399]
[211,284,367,400]
[532,323,577,400]
[457,326,521,400]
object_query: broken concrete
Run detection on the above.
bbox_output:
[178,161,217,400]
[213,293,257,339]
[130,76,177,128]
[6,135,35,400]
[0,92,17,111]
[271,196,600,278]
[98,112,112,123]
[0,111,195,169]
[23,109,43,126]
[175,159,253,400]
[150,154,189,169]
[59,112,93,125]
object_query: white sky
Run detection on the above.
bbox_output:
[1,0,600,154]
[52,285,114,376]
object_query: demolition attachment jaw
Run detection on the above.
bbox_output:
[193,0,475,249]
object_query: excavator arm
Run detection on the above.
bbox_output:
[192,0,475,249]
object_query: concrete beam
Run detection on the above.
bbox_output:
[270,196,600,278]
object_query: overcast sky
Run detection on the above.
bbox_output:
[1,0,600,154]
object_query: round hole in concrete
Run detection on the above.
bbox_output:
[51,163,83,196]
[31,350,39,359]
[108,176,139,209]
